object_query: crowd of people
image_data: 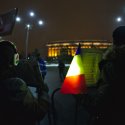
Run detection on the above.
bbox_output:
[0,9,125,124]
[0,40,50,125]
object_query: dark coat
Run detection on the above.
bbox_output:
[93,45,125,124]
[38,58,47,77]
[0,75,49,125]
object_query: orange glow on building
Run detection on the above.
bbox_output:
[46,40,112,57]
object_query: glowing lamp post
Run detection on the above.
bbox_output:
[16,11,44,59]
[16,16,21,22]
[25,24,32,59]
[116,17,122,22]
[29,11,35,17]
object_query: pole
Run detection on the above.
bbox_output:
[74,97,79,125]
[51,88,61,125]
[74,95,82,125]
[25,27,30,59]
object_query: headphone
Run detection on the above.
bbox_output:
[0,40,19,66]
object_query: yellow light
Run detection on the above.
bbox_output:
[66,55,84,77]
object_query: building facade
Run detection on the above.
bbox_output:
[46,40,112,57]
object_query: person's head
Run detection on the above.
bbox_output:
[36,53,41,60]
[0,40,19,69]
[112,26,125,46]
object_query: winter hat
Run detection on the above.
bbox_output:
[0,40,18,67]
[113,26,125,46]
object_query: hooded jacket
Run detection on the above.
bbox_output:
[0,67,50,125]
[93,45,125,124]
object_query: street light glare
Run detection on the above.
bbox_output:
[16,10,44,59]
[26,24,31,28]
[116,17,122,22]
[38,20,43,25]
[16,16,21,22]
[29,12,35,17]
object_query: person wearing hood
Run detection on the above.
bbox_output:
[82,26,125,125]
[0,40,50,125]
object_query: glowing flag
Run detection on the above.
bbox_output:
[60,44,87,94]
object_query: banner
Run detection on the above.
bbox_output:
[0,8,18,36]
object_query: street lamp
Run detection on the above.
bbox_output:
[116,17,122,22]
[38,20,43,25]
[16,16,21,22]
[16,11,44,59]
[29,11,35,17]
[25,24,32,59]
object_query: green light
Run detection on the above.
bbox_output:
[66,55,84,77]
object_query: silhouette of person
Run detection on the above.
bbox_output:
[58,59,65,82]
[0,40,50,125]
[36,53,47,81]
[82,26,125,125]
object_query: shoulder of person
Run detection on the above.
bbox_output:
[102,47,114,60]
[3,77,27,91]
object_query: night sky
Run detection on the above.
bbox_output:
[1,0,125,54]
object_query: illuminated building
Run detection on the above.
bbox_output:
[46,40,112,57]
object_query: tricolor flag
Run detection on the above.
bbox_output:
[60,43,87,94]
[0,8,18,36]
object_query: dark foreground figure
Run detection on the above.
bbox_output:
[0,40,50,125]
[82,26,125,125]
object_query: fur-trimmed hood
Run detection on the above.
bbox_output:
[103,45,125,61]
